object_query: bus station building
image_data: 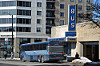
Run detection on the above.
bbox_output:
[51,21,100,61]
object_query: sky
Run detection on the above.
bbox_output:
[93,0,100,21]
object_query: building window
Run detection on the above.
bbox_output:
[0,27,16,32]
[34,38,42,42]
[37,2,42,7]
[0,1,16,7]
[0,9,16,15]
[37,19,41,24]
[46,19,55,26]
[46,11,54,17]
[78,5,82,10]
[60,12,64,17]
[70,0,74,2]
[20,38,30,44]
[78,21,82,23]
[17,27,31,32]
[86,14,91,18]
[86,6,90,10]
[17,18,31,24]
[0,18,16,24]
[60,4,64,9]
[37,27,41,32]
[17,10,31,16]
[46,27,51,34]
[86,0,90,3]
[47,3,54,9]
[60,20,64,25]
[78,14,84,18]
[37,11,42,16]
[78,0,82,2]
[17,1,31,7]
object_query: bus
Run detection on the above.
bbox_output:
[20,41,65,62]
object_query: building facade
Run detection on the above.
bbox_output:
[55,0,93,26]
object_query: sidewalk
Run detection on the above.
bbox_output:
[0,58,20,61]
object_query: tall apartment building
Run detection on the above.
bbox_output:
[0,0,50,58]
[55,0,93,26]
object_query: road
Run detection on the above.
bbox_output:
[0,58,83,66]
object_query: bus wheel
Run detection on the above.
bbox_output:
[21,56,25,62]
[41,56,44,63]
[38,56,41,63]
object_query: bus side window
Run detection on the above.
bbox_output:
[32,44,35,50]
[40,44,42,50]
[43,44,46,50]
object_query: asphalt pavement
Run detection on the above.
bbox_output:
[0,58,83,66]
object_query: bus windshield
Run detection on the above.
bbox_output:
[48,46,64,53]
[48,41,64,54]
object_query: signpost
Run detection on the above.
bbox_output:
[68,5,76,31]
[65,5,76,37]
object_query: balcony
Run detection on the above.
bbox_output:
[46,3,55,10]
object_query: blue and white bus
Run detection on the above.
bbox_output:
[20,41,65,62]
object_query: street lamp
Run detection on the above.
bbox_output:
[3,12,14,59]
[11,15,14,59]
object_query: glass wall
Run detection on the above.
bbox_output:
[20,38,30,44]
[0,27,16,32]
[17,27,31,32]
[0,18,16,24]
[17,18,31,24]
[17,1,31,7]
[0,1,16,7]
[17,9,31,16]
[0,10,16,15]
[34,38,42,42]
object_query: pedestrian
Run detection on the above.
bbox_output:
[4,52,7,59]
[75,52,80,59]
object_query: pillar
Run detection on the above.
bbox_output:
[76,41,83,57]
[31,38,34,43]
[14,38,20,58]
[42,38,46,42]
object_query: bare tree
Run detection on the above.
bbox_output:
[78,0,100,27]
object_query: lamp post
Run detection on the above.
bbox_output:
[4,12,14,59]
[11,15,14,59]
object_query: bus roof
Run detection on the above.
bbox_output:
[21,41,49,46]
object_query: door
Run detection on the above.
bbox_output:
[83,44,99,61]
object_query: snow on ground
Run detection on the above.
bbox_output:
[72,57,92,64]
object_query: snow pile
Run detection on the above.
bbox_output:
[72,57,92,64]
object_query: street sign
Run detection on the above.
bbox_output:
[48,38,65,41]
[4,38,9,45]
[65,32,76,37]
